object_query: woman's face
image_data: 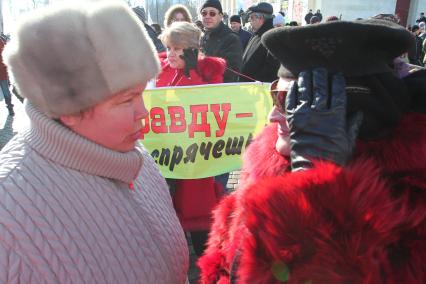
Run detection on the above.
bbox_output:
[268,78,293,156]
[61,83,149,152]
[173,12,186,22]
[167,45,185,69]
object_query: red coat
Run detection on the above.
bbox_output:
[198,113,426,283]
[156,53,227,231]
[156,53,226,86]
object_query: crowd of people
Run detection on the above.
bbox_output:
[0,0,425,283]
[407,13,426,67]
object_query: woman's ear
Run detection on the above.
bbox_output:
[59,113,82,127]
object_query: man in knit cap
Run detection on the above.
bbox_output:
[199,19,426,283]
[229,14,252,50]
[0,1,188,282]
[200,0,242,83]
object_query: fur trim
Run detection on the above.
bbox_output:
[4,0,160,118]
[197,56,226,83]
[199,113,426,283]
[158,52,225,82]
[164,4,193,28]
[157,55,225,86]
[356,113,426,174]
[199,193,243,284]
[239,160,405,283]
[241,123,290,185]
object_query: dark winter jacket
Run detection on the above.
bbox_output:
[201,22,242,82]
[144,23,165,53]
[416,15,426,24]
[239,19,279,82]
[237,28,252,51]
[304,12,313,24]
[314,12,323,22]
[408,35,424,66]
[132,6,165,53]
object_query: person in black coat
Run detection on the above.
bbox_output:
[416,12,426,24]
[132,6,165,52]
[314,9,323,22]
[408,25,424,66]
[229,15,252,50]
[200,0,242,83]
[304,9,313,25]
[239,2,279,82]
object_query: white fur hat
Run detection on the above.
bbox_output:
[3,0,160,118]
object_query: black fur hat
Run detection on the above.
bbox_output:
[262,19,417,139]
[262,19,414,78]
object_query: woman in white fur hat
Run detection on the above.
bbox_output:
[0,1,188,283]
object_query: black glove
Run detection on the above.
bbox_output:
[180,48,198,78]
[285,68,363,171]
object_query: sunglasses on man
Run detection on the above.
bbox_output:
[201,10,218,17]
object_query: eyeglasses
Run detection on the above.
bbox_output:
[249,13,261,21]
[270,79,287,113]
[201,10,218,17]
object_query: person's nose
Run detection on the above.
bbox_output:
[135,95,149,120]
[268,106,286,123]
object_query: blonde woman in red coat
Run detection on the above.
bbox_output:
[156,21,226,256]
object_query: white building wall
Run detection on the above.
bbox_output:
[407,0,426,26]
[319,0,397,21]
[287,0,309,24]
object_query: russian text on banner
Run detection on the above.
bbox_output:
[141,82,272,179]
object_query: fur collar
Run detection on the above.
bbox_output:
[158,53,226,84]
[199,113,426,283]
[238,113,426,283]
[242,113,426,184]
[241,123,289,186]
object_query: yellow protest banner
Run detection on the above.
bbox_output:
[140,82,272,179]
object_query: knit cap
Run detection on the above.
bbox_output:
[200,0,222,14]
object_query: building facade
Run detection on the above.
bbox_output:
[216,0,426,26]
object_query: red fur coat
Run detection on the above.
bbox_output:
[198,113,426,283]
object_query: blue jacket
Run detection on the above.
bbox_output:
[238,28,252,51]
